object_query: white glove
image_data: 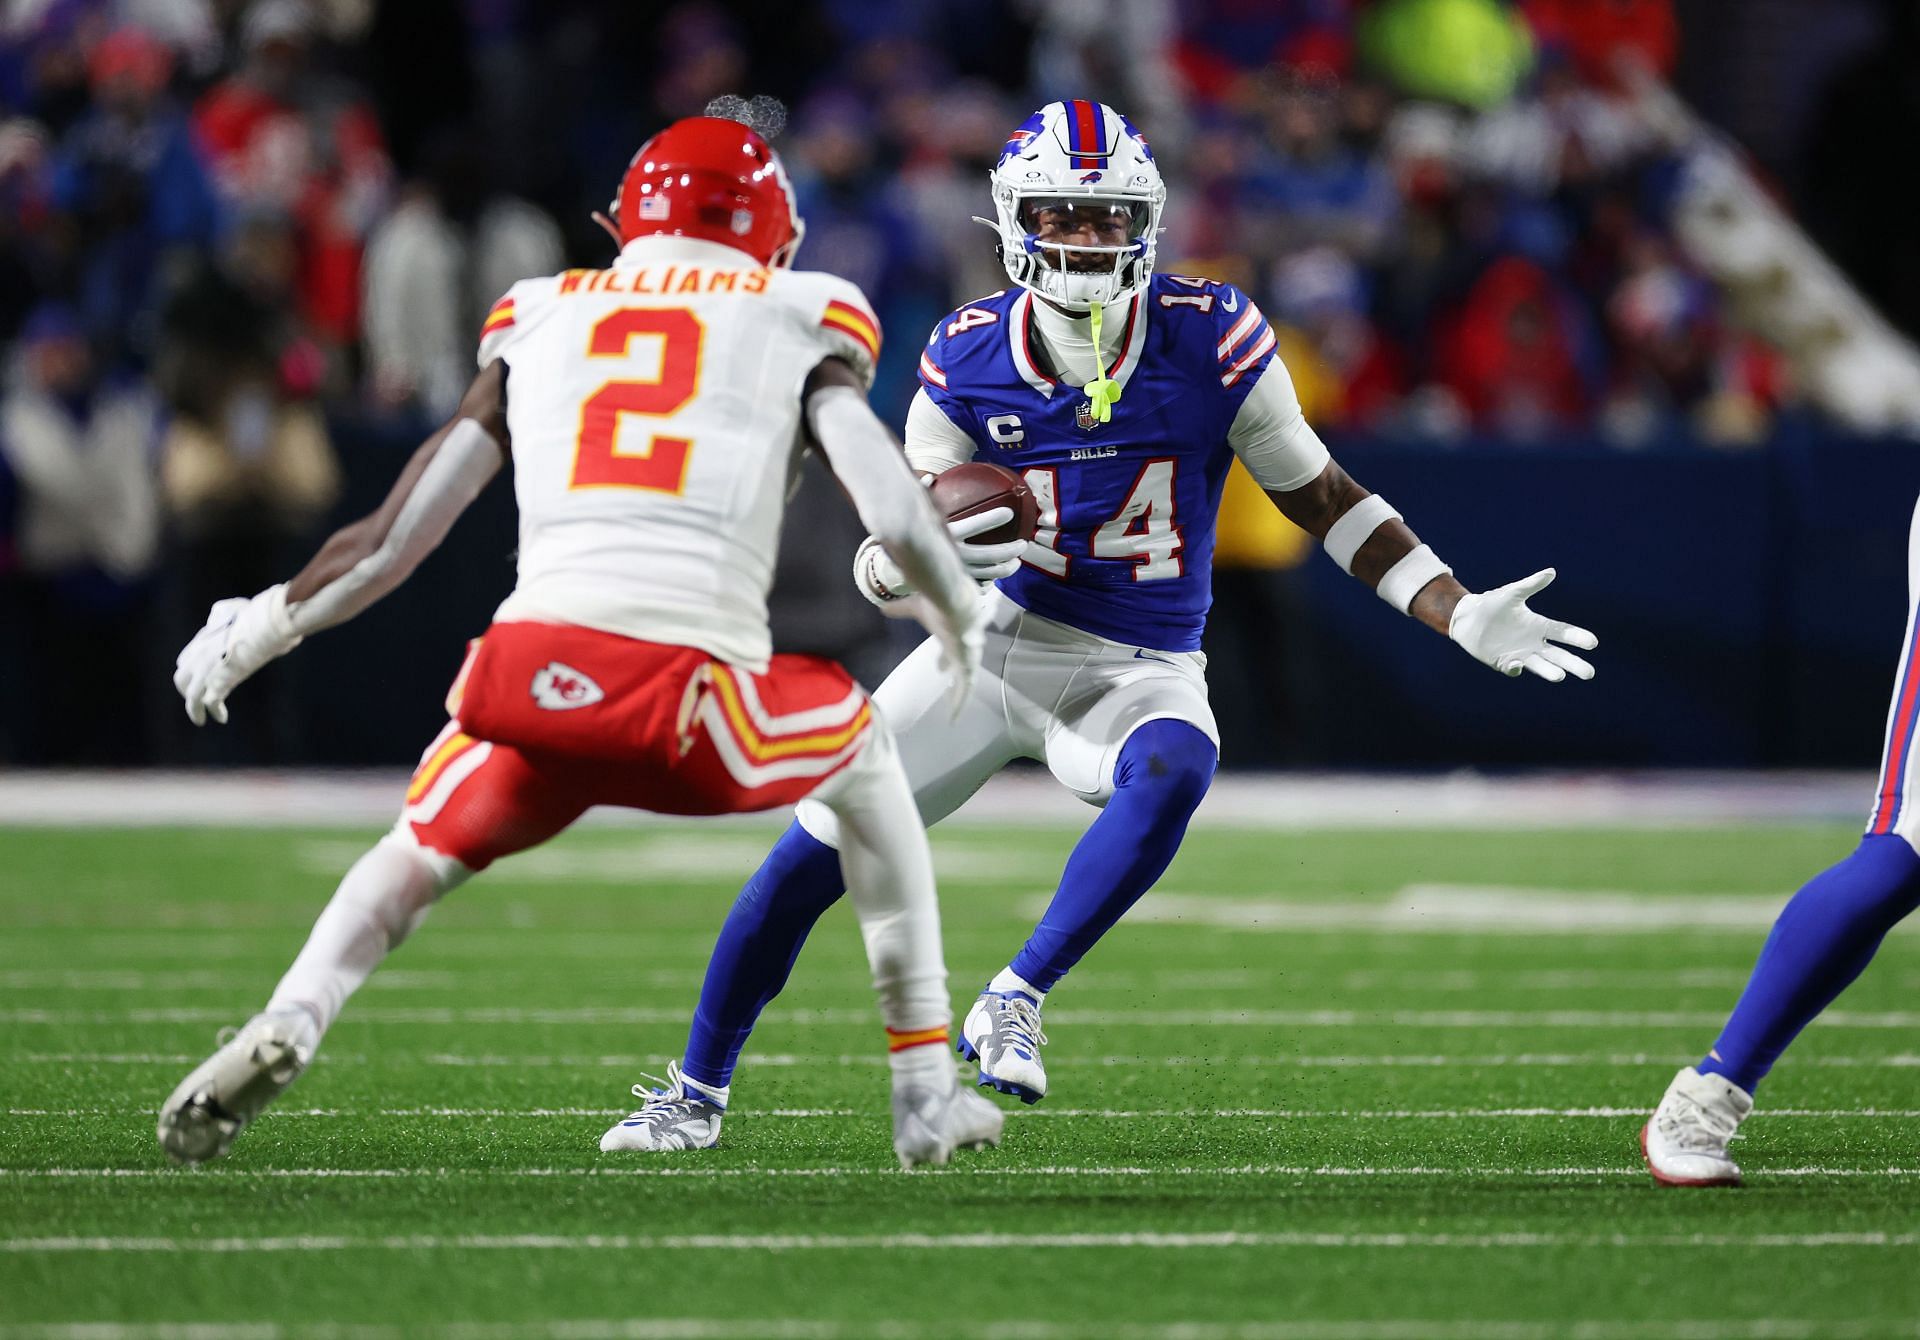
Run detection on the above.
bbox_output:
[854,507,1025,603]
[945,508,1028,581]
[1448,568,1597,683]
[172,583,304,725]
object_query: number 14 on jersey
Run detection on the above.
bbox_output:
[1020,461,1184,582]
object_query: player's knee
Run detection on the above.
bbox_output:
[794,717,899,851]
[381,825,473,899]
[1852,834,1920,918]
[738,820,846,922]
[1114,719,1217,819]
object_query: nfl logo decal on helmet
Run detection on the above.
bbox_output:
[983,99,1165,311]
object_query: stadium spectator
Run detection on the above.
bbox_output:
[192,0,391,352]
[360,133,563,421]
[1434,254,1592,437]
[0,302,163,764]
[1603,233,1783,446]
[153,207,339,765]
[1245,63,1398,264]
[1268,246,1406,430]
[0,116,55,347]
[1519,0,1678,89]
[1458,52,1647,199]
[895,84,1022,312]
[46,24,223,370]
[784,91,943,422]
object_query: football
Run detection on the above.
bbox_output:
[928,461,1040,544]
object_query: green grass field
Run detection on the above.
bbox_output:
[5,818,1920,1340]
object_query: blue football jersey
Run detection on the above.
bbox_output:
[918,274,1278,651]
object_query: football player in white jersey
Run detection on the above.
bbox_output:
[156,116,1003,1169]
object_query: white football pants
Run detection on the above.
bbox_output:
[797,589,1218,846]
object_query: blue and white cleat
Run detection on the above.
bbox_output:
[960,989,1048,1104]
[157,1008,316,1165]
[599,1060,726,1152]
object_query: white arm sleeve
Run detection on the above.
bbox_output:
[1227,358,1331,493]
[902,387,978,477]
[808,385,975,620]
[285,417,503,636]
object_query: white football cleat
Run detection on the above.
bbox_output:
[599,1060,726,1152]
[1641,1065,1754,1187]
[960,988,1048,1103]
[892,1077,1005,1169]
[157,1008,315,1165]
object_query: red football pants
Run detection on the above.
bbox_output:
[401,621,872,870]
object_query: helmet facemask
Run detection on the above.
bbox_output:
[992,192,1160,310]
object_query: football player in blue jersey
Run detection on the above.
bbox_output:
[609,100,1599,1150]
[1642,497,1920,1186]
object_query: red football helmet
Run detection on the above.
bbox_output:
[607,117,804,268]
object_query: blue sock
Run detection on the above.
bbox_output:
[1008,719,1217,993]
[680,821,846,1092]
[1699,833,1920,1094]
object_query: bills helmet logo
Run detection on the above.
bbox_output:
[531,662,605,711]
[998,116,1045,167]
[1079,170,1103,184]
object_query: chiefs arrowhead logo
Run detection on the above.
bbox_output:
[530,661,605,711]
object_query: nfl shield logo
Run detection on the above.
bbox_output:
[1075,399,1100,432]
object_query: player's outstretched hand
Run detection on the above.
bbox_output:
[172,584,304,725]
[947,507,1028,582]
[1447,568,1597,684]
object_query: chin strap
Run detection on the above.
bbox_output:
[1082,300,1122,424]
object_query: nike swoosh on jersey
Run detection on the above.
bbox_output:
[1219,290,1239,312]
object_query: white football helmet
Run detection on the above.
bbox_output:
[984,100,1165,311]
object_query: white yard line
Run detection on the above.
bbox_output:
[5,1165,1919,1183]
[10,1006,1920,1028]
[3,1322,1912,1340]
[1111,887,1818,934]
[4,1227,1920,1252]
[0,970,458,991]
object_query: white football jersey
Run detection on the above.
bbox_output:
[476,235,884,670]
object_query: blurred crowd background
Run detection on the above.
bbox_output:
[5,0,1920,772]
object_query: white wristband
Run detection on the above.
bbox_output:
[1376,544,1452,614]
[1323,494,1401,574]
[852,535,911,608]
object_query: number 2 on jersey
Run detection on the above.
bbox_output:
[573,307,704,493]
[1020,460,1184,582]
